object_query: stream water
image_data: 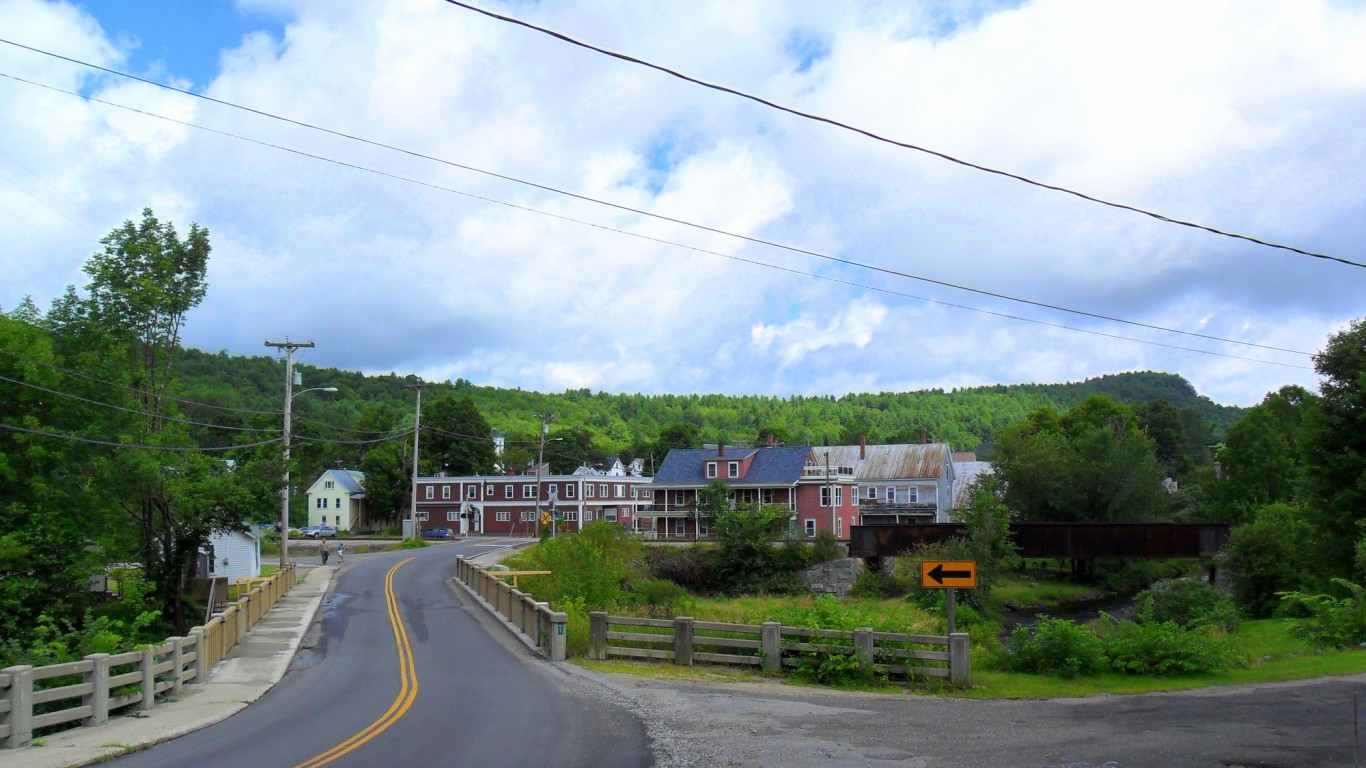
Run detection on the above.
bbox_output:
[997,591,1139,634]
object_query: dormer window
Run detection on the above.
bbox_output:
[706,462,717,479]
[727,461,739,478]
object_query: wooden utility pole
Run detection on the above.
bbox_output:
[407,381,427,541]
[264,339,314,569]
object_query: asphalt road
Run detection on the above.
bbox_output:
[107,540,652,768]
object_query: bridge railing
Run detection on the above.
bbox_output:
[0,563,297,749]
[453,557,568,661]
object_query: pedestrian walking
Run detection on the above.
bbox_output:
[336,541,345,563]
[320,536,332,565]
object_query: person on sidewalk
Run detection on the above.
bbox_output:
[320,536,332,565]
[336,541,345,563]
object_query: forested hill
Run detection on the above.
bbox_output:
[176,349,1244,459]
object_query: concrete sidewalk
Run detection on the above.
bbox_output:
[7,564,335,768]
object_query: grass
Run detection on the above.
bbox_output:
[992,578,1107,608]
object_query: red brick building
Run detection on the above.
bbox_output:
[414,467,653,536]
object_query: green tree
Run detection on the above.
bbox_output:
[948,473,1016,609]
[1306,318,1366,578]
[652,422,700,460]
[1214,386,1315,523]
[421,396,495,476]
[1222,503,1316,618]
[360,438,411,529]
[710,503,801,594]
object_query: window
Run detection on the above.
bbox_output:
[520,510,536,521]
[762,489,774,505]
[674,520,685,535]
[315,498,321,509]
[322,515,328,524]
[674,491,686,506]
[442,485,451,500]
[699,520,709,536]
[447,510,459,522]
[866,486,878,501]
[641,490,653,502]
[604,508,617,522]
[586,484,595,498]
[706,462,717,479]
[466,486,478,500]
[486,485,495,496]
[522,484,535,499]
[599,484,608,497]
[566,484,576,499]
[563,511,580,522]
[425,486,434,500]
[323,498,330,509]
[416,511,430,521]
[820,487,832,507]
[614,484,624,498]
[886,487,896,503]
[727,461,738,478]
[836,517,843,537]
[505,485,513,499]
[324,480,334,489]
[906,486,918,503]
[835,487,844,506]
[805,519,816,537]
[496,511,511,522]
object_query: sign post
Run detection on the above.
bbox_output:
[920,560,978,635]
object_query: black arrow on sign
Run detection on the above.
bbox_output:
[928,564,971,584]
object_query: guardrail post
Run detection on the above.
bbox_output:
[237,596,249,639]
[949,632,971,685]
[536,602,550,647]
[854,627,875,668]
[189,628,206,684]
[1,665,33,748]
[549,612,568,661]
[589,612,608,660]
[139,646,156,711]
[761,622,782,673]
[170,637,185,695]
[674,616,694,667]
[83,653,110,726]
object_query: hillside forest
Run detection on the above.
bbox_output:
[3,208,1364,662]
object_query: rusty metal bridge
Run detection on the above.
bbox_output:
[848,522,1231,560]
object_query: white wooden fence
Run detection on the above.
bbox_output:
[0,563,297,749]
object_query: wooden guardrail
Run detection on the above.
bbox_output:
[0,563,297,749]
[453,557,568,661]
[588,612,970,684]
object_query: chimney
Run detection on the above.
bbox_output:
[718,440,725,457]
[767,433,775,448]
[859,435,866,460]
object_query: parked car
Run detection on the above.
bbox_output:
[421,527,454,539]
[298,526,321,537]
[311,525,337,538]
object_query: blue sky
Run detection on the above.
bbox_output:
[2,0,1363,407]
[73,1,286,87]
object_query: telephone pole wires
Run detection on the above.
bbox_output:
[265,339,314,569]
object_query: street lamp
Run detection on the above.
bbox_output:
[265,339,336,570]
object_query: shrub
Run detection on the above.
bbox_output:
[1279,579,1366,648]
[1133,579,1239,631]
[1223,503,1317,618]
[628,578,693,618]
[999,617,1107,677]
[1098,616,1237,675]
[508,521,645,608]
[807,532,844,564]
[788,644,874,687]
[645,545,715,592]
[850,568,892,598]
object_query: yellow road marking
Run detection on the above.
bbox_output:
[293,557,418,768]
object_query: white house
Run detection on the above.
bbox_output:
[306,469,367,531]
[808,440,957,524]
[206,530,261,585]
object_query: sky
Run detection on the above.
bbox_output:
[1,0,1363,407]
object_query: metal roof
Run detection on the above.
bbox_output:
[652,446,812,487]
[808,443,952,481]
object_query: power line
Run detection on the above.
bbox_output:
[0,421,281,452]
[294,429,414,447]
[438,0,1365,271]
[0,70,1312,368]
[0,372,277,432]
[0,46,1321,359]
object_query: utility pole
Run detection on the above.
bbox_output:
[407,381,427,541]
[535,413,554,538]
[265,339,314,570]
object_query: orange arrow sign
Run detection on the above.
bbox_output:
[921,560,977,588]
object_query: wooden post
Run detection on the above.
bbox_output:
[674,616,694,667]
[589,611,608,660]
[139,646,156,711]
[854,627,875,668]
[1,665,33,748]
[761,622,782,673]
[84,653,110,727]
[949,632,971,685]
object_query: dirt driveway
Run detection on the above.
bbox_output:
[588,670,1366,768]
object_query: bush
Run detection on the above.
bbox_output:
[999,617,1107,677]
[645,545,715,592]
[850,568,892,598]
[1223,503,1317,618]
[1133,579,1239,631]
[628,578,693,618]
[1098,616,1238,675]
[1279,579,1366,648]
[507,521,645,608]
[788,644,875,686]
[807,532,843,564]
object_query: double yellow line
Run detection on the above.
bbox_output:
[294,557,418,768]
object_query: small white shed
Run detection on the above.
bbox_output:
[206,530,261,585]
